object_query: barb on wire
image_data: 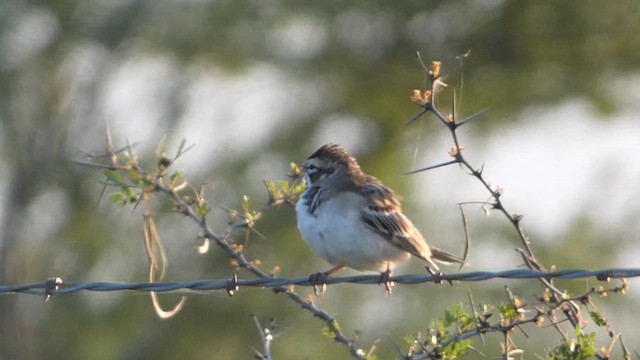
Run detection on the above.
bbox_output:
[1,268,636,297]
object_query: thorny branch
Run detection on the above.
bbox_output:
[75,129,367,359]
[158,182,366,359]
[410,52,569,309]
[61,55,636,359]
[408,52,631,359]
[251,315,283,360]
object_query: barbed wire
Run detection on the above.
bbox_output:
[2,268,637,298]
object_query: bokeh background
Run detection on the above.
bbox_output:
[1,0,640,358]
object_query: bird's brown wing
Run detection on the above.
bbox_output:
[359,179,437,268]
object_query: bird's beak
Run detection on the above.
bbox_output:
[299,161,315,185]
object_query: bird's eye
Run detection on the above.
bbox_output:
[306,163,318,174]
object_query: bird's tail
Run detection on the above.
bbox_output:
[430,246,466,267]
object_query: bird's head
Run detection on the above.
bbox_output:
[301,144,363,187]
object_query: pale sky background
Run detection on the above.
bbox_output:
[92,59,640,268]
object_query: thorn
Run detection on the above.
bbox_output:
[451,91,456,122]
[415,51,430,74]
[457,107,490,127]
[309,272,328,297]
[45,277,63,302]
[406,109,430,125]
[226,273,239,296]
[96,182,108,209]
[404,159,459,175]
[105,123,117,169]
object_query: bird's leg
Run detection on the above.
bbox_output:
[379,263,394,295]
[309,265,345,297]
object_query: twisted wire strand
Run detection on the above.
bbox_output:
[1,268,637,297]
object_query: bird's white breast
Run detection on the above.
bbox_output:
[296,190,410,272]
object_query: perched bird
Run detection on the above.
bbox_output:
[295,144,464,285]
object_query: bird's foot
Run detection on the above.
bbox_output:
[378,268,394,295]
[308,265,346,296]
[309,272,329,297]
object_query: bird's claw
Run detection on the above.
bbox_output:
[425,266,453,285]
[378,269,394,295]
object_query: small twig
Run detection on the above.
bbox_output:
[73,132,365,358]
[457,204,471,269]
[387,334,407,358]
[466,287,485,346]
[404,159,459,175]
[251,314,273,360]
[154,182,366,359]
[408,59,581,327]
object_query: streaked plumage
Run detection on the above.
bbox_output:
[296,143,463,273]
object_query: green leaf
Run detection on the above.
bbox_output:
[588,310,607,327]
[104,170,125,186]
[498,302,519,322]
[442,339,473,359]
[322,319,340,339]
[443,302,466,327]
[279,180,289,193]
[197,201,211,218]
[109,192,125,205]
[123,186,135,199]
[264,180,277,201]
[170,170,184,185]
[290,161,301,176]
[548,327,598,359]
[242,195,251,214]
[292,181,306,195]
